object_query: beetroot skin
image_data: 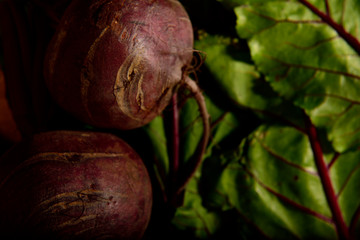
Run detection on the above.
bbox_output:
[44,0,194,130]
[0,131,152,239]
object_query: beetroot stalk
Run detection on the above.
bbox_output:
[304,114,350,240]
[170,92,180,184]
[175,76,210,195]
[168,92,181,206]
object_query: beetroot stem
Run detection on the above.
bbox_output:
[304,114,350,240]
[176,77,210,195]
[170,92,180,186]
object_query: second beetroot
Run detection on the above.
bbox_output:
[0,131,152,239]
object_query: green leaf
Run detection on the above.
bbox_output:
[195,33,305,128]
[233,0,360,152]
[143,88,243,188]
[143,115,169,189]
[171,108,242,238]
[200,124,360,239]
[172,176,221,239]
[207,112,240,154]
[170,94,244,238]
[179,96,204,165]
[330,150,360,229]
[186,1,360,238]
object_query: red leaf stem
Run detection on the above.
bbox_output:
[324,0,330,16]
[304,114,350,240]
[175,77,210,195]
[170,93,180,191]
[298,0,360,55]
[172,92,180,176]
[0,1,36,137]
[328,152,340,169]
[350,205,360,236]
[244,167,333,224]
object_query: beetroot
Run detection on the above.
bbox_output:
[0,131,152,239]
[44,0,194,130]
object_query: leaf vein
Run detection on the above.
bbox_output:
[340,0,346,26]
[233,207,273,239]
[304,93,360,105]
[290,69,317,91]
[336,162,360,198]
[268,55,360,80]
[245,168,333,224]
[245,6,323,25]
[298,0,360,55]
[327,152,340,169]
[350,204,360,235]
[284,36,338,50]
[255,135,318,176]
[240,6,323,37]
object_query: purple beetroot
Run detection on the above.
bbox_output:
[0,130,152,239]
[44,0,194,130]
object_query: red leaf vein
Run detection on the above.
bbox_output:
[245,168,333,224]
[255,135,318,176]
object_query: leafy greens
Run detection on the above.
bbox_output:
[144,0,360,239]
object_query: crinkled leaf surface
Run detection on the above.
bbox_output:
[146,1,360,238]
[171,175,221,238]
[143,115,169,191]
[200,124,360,239]
[233,0,360,152]
[195,33,305,128]
[144,92,242,181]
[173,95,243,238]
[183,0,360,239]
[143,92,243,238]
[171,107,242,238]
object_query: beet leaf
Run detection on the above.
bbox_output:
[149,0,360,239]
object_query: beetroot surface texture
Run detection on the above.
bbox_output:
[0,131,152,239]
[44,0,194,129]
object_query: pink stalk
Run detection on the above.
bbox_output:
[304,114,350,240]
[175,77,210,195]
